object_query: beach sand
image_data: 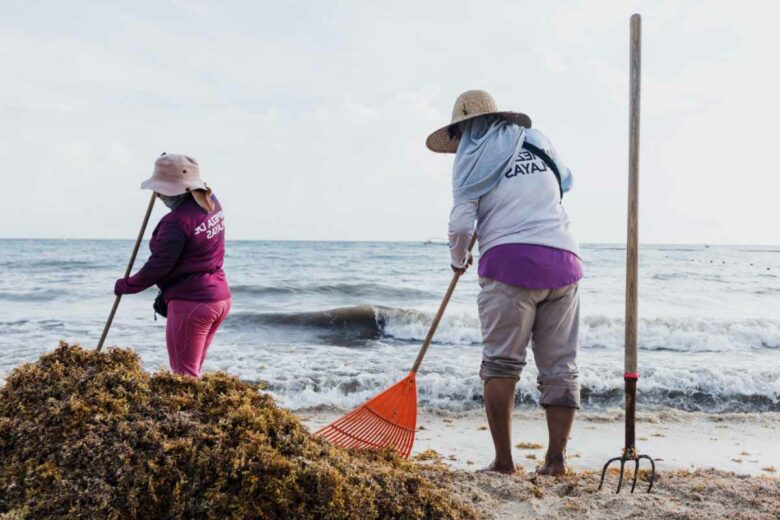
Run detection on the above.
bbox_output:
[301,408,780,519]
[425,466,779,519]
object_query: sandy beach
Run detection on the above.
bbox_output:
[302,407,780,518]
[302,407,780,476]
[425,466,780,519]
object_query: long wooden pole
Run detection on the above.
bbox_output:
[411,232,477,372]
[625,14,641,376]
[96,192,157,352]
[624,13,641,452]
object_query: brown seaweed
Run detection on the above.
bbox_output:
[0,343,478,519]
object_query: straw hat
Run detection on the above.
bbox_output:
[425,90,532,153]
[141,153,208,196]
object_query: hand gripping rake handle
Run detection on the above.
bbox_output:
[96,192,157,352]
[411,231,477,373]
[599,14,656,494]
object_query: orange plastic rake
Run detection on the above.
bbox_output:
[316,233,477,458]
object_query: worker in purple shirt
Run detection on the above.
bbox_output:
[427,91,583,477]
[115,153,231,378]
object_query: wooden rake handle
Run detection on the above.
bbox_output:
[96,192,157,352]
[410,231,478,373]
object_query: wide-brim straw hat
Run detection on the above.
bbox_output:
[426,90,532,153]
[141,153,208,196]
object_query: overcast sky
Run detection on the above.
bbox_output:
[1,0,777,244]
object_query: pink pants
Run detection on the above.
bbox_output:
[166,299,231,377]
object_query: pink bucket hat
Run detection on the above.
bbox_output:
[140,153,208,196]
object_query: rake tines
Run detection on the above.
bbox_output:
[316,372,418,458]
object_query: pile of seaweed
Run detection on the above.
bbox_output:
[0,343,477,519]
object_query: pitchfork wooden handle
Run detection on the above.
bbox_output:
[96,192,157,352]
[625,13,641,376]
[411,231,478,373]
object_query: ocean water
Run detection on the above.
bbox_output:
[0,239,778,413]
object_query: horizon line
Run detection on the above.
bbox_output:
[0,237,778,248]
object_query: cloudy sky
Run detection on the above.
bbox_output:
[1,0,777,244]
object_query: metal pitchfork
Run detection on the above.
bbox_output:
[598,14,657,494]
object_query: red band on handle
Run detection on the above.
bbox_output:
[624,373,639,380]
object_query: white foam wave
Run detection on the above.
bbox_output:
[217,340,780,413]
[377,307,482,345]
[580,315,780,352]
[267,358,780,413]
[377,307,780,352]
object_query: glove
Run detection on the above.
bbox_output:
[451,252,473,274]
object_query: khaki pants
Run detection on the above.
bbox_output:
[477,278,580,408]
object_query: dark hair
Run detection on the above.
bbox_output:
[447,124,462,140]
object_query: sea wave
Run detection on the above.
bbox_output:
[225,305,780,352]
[225,305,482,346]
[262,362,780,413]
[226,305,385,346]
[230,282,434,299]
[387,311,780,352]
[30,259,96,269]
[0,289,69,302]
[581,315,780,351]
[0,259,100,272]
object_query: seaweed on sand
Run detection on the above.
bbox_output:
[0,343,478,519]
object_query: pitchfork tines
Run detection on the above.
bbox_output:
[599,446,656,493]
[598,374,657,493]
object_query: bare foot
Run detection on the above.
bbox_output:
[536,452,567,477]
[477,459,516,475]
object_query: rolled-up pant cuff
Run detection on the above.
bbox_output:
[479,359,523,381]
[538,381,580,409]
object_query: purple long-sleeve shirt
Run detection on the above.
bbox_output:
[115,196,230,302]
